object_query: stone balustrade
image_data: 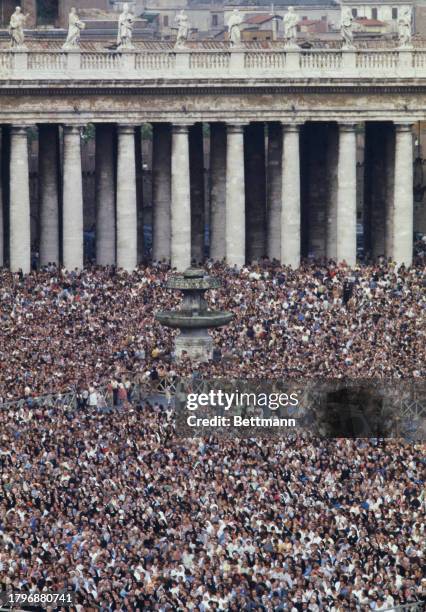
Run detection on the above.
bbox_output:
[0,47,425,80]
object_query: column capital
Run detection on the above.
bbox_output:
[9,125,28,136]
[394,122,414,133]
[281,122,303,132]
[63,125,83,135]
[117,124,136,134]
[339,123,358,133]
[172,123,192,134]
[226,123,247,134]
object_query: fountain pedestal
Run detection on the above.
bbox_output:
[174,328,213,361]
[155,268,233,363]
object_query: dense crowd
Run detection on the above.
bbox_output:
[0,251,424,610]
[0,400,424,610]
[0,254,425,402]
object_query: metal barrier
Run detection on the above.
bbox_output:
[0,390,77,411]
[1,377,424,441]
[0,375,179,412]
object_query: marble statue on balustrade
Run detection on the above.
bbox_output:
[341,7,355,50]
[227,9,243,48]
[175,10,189,49]
[398,7,413,49]
[62,8,85,51]
[117,2,135,50]
[283,6,299,49]
[8,6,28,50]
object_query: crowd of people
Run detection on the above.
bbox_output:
[0,400,424,610]
[0,254,425,403]
[0,251,424,610]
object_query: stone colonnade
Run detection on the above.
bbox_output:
[0,121,414,273]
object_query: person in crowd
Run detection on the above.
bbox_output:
[0,400,424,609]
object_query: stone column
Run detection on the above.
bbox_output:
[95,124,116,266]
[171,124,191,271]
[9,126,31,273]
[63,126,84,270]
[189,123,205,264]
[267,122,282,261]
[281,124,301,268]
[152,123,171,262]
[226,123,246,267]
[393,124,413,266]
[336,124,357,266]
[245,123,267,262]
[209,123,226,261]
[39,125,60,266]
[116,125,137,271]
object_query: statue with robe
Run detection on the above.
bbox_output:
[63,7,85,50]
[283,6,299,48]
[9,6,28,49]
[117,3,135,50]
[341,6,355,49]
[227,9,243,48]
[398,7,413,48]
[175,10,189,48]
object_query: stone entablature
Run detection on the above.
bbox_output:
[0,45,425,80]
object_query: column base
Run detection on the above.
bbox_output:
[174,329,213,363]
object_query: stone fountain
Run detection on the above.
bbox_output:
[155,268,234,362]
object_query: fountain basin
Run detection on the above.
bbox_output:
[156,311,234,329]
